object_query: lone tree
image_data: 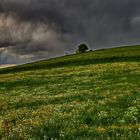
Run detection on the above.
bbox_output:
[76,43,89,53]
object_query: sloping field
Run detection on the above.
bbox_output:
[0,45,140,139]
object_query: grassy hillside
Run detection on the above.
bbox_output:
[0,45,140,139]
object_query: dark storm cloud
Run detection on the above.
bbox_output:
[0,0,140,64]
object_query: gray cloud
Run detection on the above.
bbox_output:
[0,0,140,64]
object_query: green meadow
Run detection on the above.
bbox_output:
[0,45,140,139]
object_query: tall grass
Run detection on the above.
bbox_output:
[0,45,140,139]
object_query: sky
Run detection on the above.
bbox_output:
[0,0,140,64]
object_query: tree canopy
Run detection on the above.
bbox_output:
[76,43,89,53]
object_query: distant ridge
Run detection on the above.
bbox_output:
[0,64,16,68]
[0,45,140,74]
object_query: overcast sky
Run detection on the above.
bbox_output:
[0,0,140,64]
